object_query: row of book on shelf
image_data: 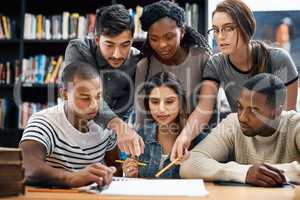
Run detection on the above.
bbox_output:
[0,15,16,40]
[23,5,148,40]
[5,2,199,41]
[0,98,49,129]
[0,55,63,84]
[24,12,96,40]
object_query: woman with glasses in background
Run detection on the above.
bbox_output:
[172,0,298,162]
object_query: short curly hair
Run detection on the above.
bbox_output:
[140,0,185,31]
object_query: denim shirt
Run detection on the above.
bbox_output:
[137,121,180,178]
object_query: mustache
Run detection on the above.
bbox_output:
[109,57,124,61]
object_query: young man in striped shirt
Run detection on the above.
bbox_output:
[20,62,120,187]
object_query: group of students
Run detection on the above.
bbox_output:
[19,0,300,188]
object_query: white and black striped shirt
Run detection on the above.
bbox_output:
[20,103,117,171]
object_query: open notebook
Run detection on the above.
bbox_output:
[79,178,208,197]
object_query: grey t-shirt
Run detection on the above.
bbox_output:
[135,48,209,127]
[64,37,140,126]
[203,47,298,112]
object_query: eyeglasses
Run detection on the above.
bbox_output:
[207,25,237,38]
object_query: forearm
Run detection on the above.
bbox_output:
[25,159,72,187]
[180,155,251,183]
[183,80,218,139]
[271,161,300,182]
[180,126,249,183]
[182,104,214,140]
[107,117,126,135]
[106,113,144,156]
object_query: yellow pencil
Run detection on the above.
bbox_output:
[115,159,147,166]
[155,157,180,178]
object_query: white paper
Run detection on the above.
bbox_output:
[100,179,208,197]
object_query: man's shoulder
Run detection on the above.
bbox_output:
[65,37,97,67]
[68,37,94,48]
[66,37,95,57]
[281,110,300,127]
[221,113,239,124]
[29,104,62,123]
[212,113,240,136]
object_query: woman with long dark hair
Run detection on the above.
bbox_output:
[123,72,189,178]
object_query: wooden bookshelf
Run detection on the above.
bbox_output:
[0,0,208,147]
[0,129,23,147]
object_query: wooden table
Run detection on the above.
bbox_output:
[1,182,297,200]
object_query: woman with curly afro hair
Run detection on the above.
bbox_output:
[134,1,213,141]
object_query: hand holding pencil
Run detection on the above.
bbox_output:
[120,157,140,178]
[155,151,190,178]
[155,157,181,178]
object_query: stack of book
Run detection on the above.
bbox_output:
[0,147,25,197]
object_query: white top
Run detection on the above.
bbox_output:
[159,154,169,170]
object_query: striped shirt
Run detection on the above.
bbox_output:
[20,103,117,171]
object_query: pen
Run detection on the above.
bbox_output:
[155,157,180,178]
[115,159,147,166]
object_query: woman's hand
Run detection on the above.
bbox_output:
[122,158,139,177]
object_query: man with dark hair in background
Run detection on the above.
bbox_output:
[181,73,300,187]
[65,4,144,156]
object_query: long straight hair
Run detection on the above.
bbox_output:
[213,0,271,74]
[143,72,188,132]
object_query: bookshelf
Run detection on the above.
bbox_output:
[0,0,208,147]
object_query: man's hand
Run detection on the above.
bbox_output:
[108,117,144,156]
[171,130,193,162]
[246,164,287,187]
[67,163,116,187]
